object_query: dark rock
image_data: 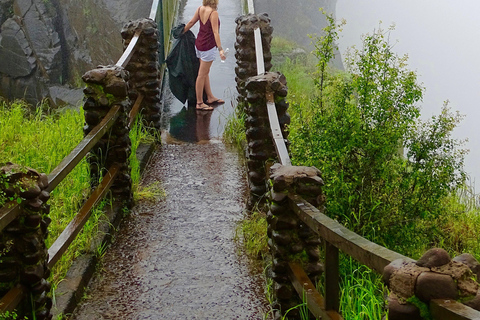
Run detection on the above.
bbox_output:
[271,271,288,283]
[0,18,35,77]
[38,191,50,202]
[38,173,48,190]
[0,268,18,282]
[26,198,43,211]
[272,231,292,246]
[48,86,84,108]
[416,248,451,268]
[464,290,480,311]
[415,271,458,302]
[22,251,43,265]
[270,190,287,203]
[25,214,42,228]
[387,294,422,320]
[21,263,45,284]
[272,215,297,230]
[269,202,289,216]
[305,247,320,261]
[304,262,324,276]
[272,259,288,274]
[19,181,42,199]
[274,282,293,300]
[383,259,411,286]
[453,253,480,277]
[304,237,321,246]
[290,243,303,254]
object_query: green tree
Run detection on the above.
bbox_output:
[289,16,466,254]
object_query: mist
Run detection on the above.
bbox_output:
[335,0,480,186]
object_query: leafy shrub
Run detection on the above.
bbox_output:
[288,14,466,255]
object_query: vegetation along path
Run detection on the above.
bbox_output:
[71,0,269,318]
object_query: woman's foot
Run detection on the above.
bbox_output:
[206,98,225,105]
[196,102,213,111]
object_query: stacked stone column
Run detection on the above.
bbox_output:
[268,164,325,320]
[82,65,133,208]
[244,72,290,209]
[121,18,162,132]
[0,163,52,320]
[235,13,273,106]
[384,248,480,319]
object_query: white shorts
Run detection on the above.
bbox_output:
[196,46,217,62]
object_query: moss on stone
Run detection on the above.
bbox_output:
[406,296,432,320]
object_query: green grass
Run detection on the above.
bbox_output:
[0,100,92,286]
[223,102,246,152]
[0,100,160,290]
[338,258,387,320]
[234,210,269,261]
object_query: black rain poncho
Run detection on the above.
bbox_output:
[165,24,199,104]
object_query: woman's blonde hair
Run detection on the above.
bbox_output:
[203,0,219,9]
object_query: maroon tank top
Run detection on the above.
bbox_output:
[195,7,220,51]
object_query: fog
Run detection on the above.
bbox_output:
[336,1,480,186]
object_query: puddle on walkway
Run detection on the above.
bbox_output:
[161,0,240,144]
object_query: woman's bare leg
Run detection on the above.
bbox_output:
[204,75,224,104]
[196,59,213,109]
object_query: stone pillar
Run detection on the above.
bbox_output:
[82,65,133,208]
[234,13,273,106]
[268,163,325,320]
[244,72,290,209]
[383,248,480,319]
[0,163,52,320]
[121,18,162,132]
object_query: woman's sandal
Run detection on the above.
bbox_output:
[206,98,225,105]
[196,103,213,111]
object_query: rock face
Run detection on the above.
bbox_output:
[0,0,150,106]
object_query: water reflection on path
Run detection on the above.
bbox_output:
[161,0,240,143]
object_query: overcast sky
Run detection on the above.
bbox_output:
[336,0,480,185]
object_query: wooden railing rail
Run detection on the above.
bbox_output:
[47,105,121,192]
[0,202,21,233]
[0,0,169,316]
[47,163,120,269]
[128,93,145,128]
[289,195,410,273]
[245,1,480,319]
[116,30,142,68]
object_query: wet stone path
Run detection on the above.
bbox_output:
[69,0,269,317]
[70,142,269,319]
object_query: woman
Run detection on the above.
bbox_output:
[183,0,226,111]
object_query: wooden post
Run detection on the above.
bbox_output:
[325,241,340,313]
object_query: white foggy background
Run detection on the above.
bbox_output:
[336,0,480,187]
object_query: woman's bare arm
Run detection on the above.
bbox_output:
[183,8,200,33]
[210,11,225,59]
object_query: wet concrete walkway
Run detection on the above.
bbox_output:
[70,0,270,319]
[70,143,268,319]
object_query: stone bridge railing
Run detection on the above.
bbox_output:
[238,1,480,319]
[0,0,177,318]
